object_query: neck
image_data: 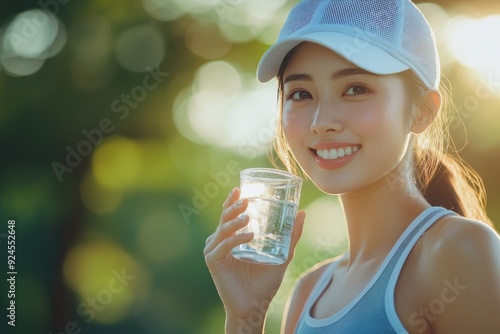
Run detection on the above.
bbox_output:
[339,166,429,266]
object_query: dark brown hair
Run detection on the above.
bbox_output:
[271,45,493,226]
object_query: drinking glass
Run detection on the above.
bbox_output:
[231,168,302,265]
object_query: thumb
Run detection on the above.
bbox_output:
[286,210,306,263]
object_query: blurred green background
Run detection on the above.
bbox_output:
[0,0,499,333]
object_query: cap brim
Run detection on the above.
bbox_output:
[257,31,410,83]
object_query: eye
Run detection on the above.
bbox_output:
[344,84,370,96]
[287,90,312,101]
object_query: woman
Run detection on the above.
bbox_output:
[204,0,500,333]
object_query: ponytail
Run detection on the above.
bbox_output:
[416,151,493,226]
[411,74,493,227]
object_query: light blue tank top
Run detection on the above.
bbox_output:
[295,206,456,334]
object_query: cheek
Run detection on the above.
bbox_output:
[282,109,300,128]
[350,102,407,140]
[282,110,307,141]
[349,105,386,138]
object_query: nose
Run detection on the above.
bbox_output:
[310,102,344,134]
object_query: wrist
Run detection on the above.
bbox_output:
[225,313,266,334]
[225,300,270,334]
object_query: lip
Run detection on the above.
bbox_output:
[311,142,361,150]
[309,142,361,170]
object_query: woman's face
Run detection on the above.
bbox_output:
[282,42,413,195]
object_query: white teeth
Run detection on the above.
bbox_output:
[316,146,359,160]
[338,148,345,158]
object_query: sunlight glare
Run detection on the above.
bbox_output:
[184,61,277,156]
[446,15,500,86]
[240,183,267,199]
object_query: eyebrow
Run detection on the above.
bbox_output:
[283,68,378,84]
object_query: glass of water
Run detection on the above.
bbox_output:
[231,168,302,265]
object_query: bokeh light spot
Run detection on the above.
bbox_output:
[172,87,203,145]
[179,60,277,156]
[185,23,232,59]
[3,9,59,58]
[142,0,185,22]
[218,19,256,43]
[186,61,242,144]
[92,136,142,190]
[0,9,66,76]
[115,24,166,72]
[63,240,147,324]
[213,0,288,43]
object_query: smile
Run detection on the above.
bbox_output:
[314,145,359,160]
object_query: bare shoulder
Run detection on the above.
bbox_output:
[297,256,339,283]
[421,215,500,284]
[418,215,500,333]
[422,215,500,267]
[281,254,345,334]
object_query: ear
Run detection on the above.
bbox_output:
[411,90,441,134]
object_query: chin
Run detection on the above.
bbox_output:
[313,181,352,196]
[301,169,356,195]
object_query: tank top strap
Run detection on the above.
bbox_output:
[384,206,457,331]
[297,254,347,325]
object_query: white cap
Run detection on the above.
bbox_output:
[257,0,440,90]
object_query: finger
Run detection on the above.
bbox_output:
[205,188,247,256]
[206,188,241,248]
[219,187,241,226]
[285,210,306,264]
[205,232,215,246]
[222,187,239,211]
[220,197,248,226]
[205,231,254,265]
[205,203,246,245]
[204,214,250,255]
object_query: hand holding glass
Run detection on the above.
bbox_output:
[231,168,302,265]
